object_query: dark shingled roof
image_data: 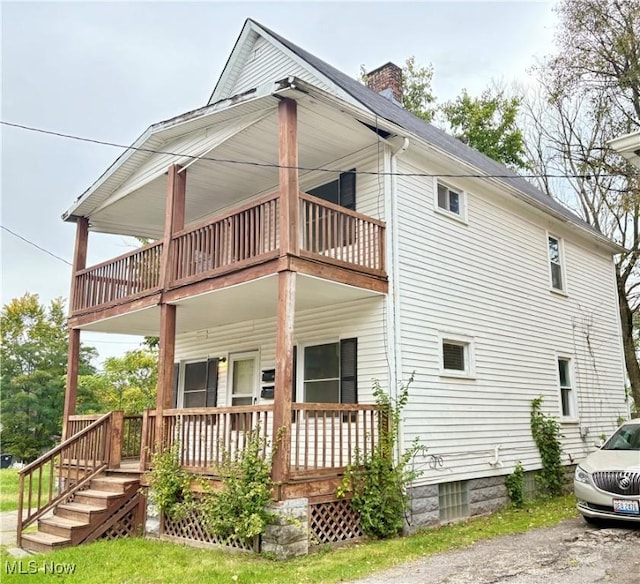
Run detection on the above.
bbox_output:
[255,19,604,240]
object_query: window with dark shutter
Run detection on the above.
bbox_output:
[340,338,358,404]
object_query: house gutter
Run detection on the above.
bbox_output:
[388,137,410,457]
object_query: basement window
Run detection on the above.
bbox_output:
[439,481,469,522]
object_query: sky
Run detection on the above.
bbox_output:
[1,0,558,366]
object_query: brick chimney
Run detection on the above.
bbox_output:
[366,62,403,105]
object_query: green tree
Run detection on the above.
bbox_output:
[523,0,640,410]
[0,293,97,461]
[89,348,158,414]
[442,87,529,169]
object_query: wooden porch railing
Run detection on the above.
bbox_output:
[159,405,273,472]
[68,413,142,460]
[17,412,118,546]
[290,403,381,477]
[170,192,280,285]
[299,193,385,276]
[73,240,163,311]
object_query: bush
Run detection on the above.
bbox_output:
[505,461,525,508]
[530,397,564,497]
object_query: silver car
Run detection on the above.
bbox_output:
[574,420,640,524]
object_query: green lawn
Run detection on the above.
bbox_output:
[0,469,21,512]
[0,495,578,583]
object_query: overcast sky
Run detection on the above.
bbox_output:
[1,0,557,365]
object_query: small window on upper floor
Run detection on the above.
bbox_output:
[436,181,466,220]
[548,235,565,292]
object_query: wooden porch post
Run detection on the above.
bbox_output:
[154,165,185,449]
[63,217,89,440]
[155,303,176,448]
[272,98,299,489]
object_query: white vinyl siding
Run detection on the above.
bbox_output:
[395,155,626,486]
[174,297,386,407]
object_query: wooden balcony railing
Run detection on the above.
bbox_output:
[171,192,280,285]
[290,403,381,477]
[299,193,385,276]
[73,241,163,312]
[71,192,385,314]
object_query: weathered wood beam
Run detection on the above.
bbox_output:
[69,217,88,313]
[62,328,81,440]
[278,99,299,256]
[271,270,296,489]
[155,303,176,449]
[160,164,186,289]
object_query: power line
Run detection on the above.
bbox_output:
[1,119,633,181]
[1,224,73,266]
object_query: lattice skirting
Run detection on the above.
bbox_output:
[309,499,363,545]
[99,505,139,540]
[161,509,259,553]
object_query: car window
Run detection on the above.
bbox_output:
[602,424,640,451]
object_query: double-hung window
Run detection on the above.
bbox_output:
[293,338,358,405]
[172,359,219,408]
[557,357,575,418]
[548,235,565,292]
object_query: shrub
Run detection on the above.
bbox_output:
[530,397,564,497]
[504,461,525,508]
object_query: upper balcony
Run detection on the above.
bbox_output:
[70,190,385,316]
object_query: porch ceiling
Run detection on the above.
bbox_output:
[78,273,382,336]
[87,94,381,239]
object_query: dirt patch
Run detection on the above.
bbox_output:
[347,518,640,584]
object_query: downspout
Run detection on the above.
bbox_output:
[387,137,410,457]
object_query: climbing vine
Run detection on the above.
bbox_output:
[504,461,525,508]
[338,376,425,539]
[530,397,564,497]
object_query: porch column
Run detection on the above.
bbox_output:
[62,217,89,440]
[155,303,176,448]
[160,164,186,289]
[272,99,299,489]
[278,98,299,256]
[272,270,296,487]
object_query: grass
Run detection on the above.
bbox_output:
[0,495,578,583]
[0,470,21,512]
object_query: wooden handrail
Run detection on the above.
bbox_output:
[17,412,113,546]
[299,192,385,227]
[74,240,162,277]
[171,191,280,239]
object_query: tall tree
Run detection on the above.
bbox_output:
[442,87,529,169]
[0,294,97,461]
[523,0,640,410]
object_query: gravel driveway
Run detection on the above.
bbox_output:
[347,518,640,584]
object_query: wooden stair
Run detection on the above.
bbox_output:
[21,473,144,553]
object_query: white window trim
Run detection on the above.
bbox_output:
[226,349,260,406]
[438,332,476,379]
[556,354,579,421]
[547,232,568,295]
[433,178,469,224]
[296,339,341,403]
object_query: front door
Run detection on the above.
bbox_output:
[229,351,258,406]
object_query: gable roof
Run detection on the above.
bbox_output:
[246,19,612,246]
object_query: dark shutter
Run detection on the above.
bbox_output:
[205,358,219,407]
[340,338,358,404]
[171,363,179,408]
[339,170,356,211]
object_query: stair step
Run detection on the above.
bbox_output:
[74,489,125,500]
[39,516,89,539]
[22,531,70,553]
[91,476,139,492]
[55,502,107,521]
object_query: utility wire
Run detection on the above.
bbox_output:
[2,119,633,181]
[1,224,73,266]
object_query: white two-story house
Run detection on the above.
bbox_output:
[19,18,628,555]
